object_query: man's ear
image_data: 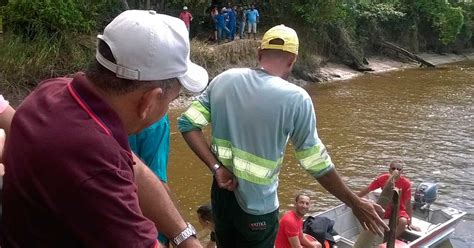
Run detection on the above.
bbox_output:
[288,54,297,67]
[138,87,163,120]
[257,48,263,62]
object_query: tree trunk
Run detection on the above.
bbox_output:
[145,0,150,9]
[121,0,130,10]
[159,0,166,12]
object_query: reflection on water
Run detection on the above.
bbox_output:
[167,61,474,246]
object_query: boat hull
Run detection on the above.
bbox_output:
[309,204,466,248]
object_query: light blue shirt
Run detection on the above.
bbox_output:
[246,9,259,24]
[179,68,334,215]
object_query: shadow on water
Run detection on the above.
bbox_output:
[167,60,474,246]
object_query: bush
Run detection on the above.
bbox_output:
[3,0,94,40]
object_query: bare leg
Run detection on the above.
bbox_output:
[396,217,408,238]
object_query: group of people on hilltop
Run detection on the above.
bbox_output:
[209,4,260,44]
[0,7,421,248]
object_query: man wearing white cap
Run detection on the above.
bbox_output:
[2,10,207,247]
[179,25,388,247]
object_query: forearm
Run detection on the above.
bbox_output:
[405,200,413,223]
[133,156,191,243]
[316,169,360,208]
[182,130,218,170]
[0,105,15,138]
[357,187,370,198]
[299,234,313,248]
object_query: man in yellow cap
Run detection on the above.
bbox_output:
[178,25,388,247]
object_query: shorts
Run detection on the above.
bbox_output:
[211,179,279,248]
[248,22,257,33]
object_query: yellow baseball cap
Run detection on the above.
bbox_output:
[260,25,299,55]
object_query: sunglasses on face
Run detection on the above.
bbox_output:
[390,167,402,171]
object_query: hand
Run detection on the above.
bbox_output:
[351,197,389,236]
[390,170,400,181]
[408,224,421,232]
[214,166,238,191]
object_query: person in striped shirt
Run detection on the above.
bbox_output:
[178,24,388,248]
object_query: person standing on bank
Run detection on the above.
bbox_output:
[179,6,193,32]
[178,24,388,247]
[275,193,322,248]
[2,10,208,247]
[246,4,259,40]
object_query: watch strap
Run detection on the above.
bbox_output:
[171,222,197,247]
[211,163,221,174]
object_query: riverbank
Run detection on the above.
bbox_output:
[169,51,474,109]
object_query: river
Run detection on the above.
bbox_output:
[166,60,474,247]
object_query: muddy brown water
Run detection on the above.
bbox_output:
[167,61,473,246]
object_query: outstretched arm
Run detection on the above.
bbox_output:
[133,155,202,248]
[316,170,388,236]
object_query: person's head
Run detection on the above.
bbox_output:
[258,24,299,79]
[196,204,214,230]
[86,10,208,133]
[251,4,255,9]
[388,160,405,177]
[294,192,310,218]
[183,6,188,11]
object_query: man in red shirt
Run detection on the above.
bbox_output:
[1,10,207,247]
[358,160,420,238]
[275,193,322,248]
[179,6,193,31]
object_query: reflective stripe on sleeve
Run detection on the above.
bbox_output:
[296,143,333,177]
[182,101,211,128]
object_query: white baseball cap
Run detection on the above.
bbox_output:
[96,10,208,92]
[183,6,188,10]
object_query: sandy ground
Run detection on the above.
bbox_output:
[170,52,474,110]
[319,53,474,82]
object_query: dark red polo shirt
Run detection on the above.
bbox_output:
[1,73,158,247]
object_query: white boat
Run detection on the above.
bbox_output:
[306,183,467,248]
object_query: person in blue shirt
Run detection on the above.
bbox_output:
[128,114,171,245]
[215,8,229,44]
[226,6,237,41]
[246,4,259,40]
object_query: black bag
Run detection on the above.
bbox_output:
[303,216,338,248]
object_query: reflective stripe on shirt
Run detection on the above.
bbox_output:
[212,137,281,185]
[182,101,210,128]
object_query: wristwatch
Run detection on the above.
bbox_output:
[211,163,221,175]
[171,222,197,247]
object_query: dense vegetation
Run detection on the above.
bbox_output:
[0,0,472,97]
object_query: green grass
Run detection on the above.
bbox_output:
[0,32,95,100]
